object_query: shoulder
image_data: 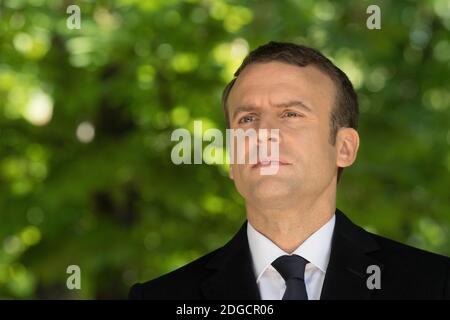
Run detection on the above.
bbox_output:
[337,209,449,277]
[335,210,450,298]
[368,231,450,297]
[128,247,222,300]
[370,231,449,268]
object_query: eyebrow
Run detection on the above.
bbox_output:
[231,100,312,122]
[274,100,312,112]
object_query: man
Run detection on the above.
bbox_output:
[129,42,450,300]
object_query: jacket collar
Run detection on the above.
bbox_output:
[320,209,383,299]
[201,208,383,300]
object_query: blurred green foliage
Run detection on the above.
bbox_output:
[0,0,449,299]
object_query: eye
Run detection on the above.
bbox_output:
[238,115,255,124]
[282,111,302,118]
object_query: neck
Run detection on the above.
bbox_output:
[246,188,336,253]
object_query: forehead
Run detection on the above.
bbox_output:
[228,61,336,115]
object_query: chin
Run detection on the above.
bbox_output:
[251,178,294,202]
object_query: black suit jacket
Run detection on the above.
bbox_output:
[129,208,450,299]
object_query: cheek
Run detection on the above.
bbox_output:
[312,139,337,172]
[230,133,258,164]
[230,164,245,182]
[285,127,317,152]
[288,130,332,165]
[230,165,250,197]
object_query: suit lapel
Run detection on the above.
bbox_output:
[201,222,261,300]
[320,209,383,300]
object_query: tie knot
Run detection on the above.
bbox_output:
[271,254,309,281]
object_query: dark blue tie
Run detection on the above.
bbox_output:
[271,254,309,300]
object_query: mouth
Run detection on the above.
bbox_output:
[252,159,292,169]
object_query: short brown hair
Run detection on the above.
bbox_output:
[221,41,359,183]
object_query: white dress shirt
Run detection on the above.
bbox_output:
[247,214,336,300]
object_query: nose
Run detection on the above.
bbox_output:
[257,116,280,145]
[257,129,279,146]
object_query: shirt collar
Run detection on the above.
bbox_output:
[247,213,336,281]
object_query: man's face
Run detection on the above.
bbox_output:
[227,61,340,207]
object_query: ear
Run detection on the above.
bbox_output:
[336,128,360,168]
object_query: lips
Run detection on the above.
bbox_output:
[252,159,291,169]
